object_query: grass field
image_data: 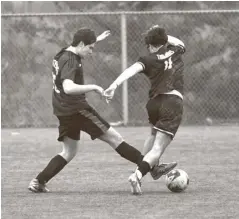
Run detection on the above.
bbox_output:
[1,126,239,219]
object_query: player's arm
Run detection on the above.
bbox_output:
[96,30,111,43]
[110,62,143,88]
[103,63,143,101]
[167,35,185,48]
[63,79,103,95]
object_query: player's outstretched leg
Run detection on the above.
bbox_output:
[142,131,173,181]
[150,162,177,180]
[142,130,177,180]
[127,131,175,194]
[98,127,144,165]
[128,131,173,195]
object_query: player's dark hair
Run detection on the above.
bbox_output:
[71,28,96,46]
[144,25,168,47]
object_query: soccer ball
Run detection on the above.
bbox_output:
[165,169,189,193]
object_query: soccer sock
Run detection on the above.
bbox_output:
[115,141,144,165]
[137,161,151,178]
[36,155,67,184]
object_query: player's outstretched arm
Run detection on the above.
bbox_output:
[103,62,143,102]
[110,62,143,88]
[96,30,111,42]
[63,79,104,95]
[167,35,185,48]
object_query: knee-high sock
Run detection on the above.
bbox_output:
[36,155,67,184]
[115,141,143,165]
[137,161,151,179]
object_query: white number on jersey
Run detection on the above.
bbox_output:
[157,50,174,60]
[164,57,173,70]
[52,59,60,93]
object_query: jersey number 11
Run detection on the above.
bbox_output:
[164,57,173,70]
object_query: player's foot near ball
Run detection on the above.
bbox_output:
[28,178,50,193]
[128,172,142,195]
[150,162,177,180]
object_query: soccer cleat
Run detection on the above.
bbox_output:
[128,172,142,195]
[150,162,177,180]
[28,178,50,193]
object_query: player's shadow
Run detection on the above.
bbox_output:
[25,189,192,196]
[143,190,191,195]
[52,190,133,196]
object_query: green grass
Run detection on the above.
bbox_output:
[2,126,239,219]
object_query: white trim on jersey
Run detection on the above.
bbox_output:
[136,61,145,71]
[156,50,175,60]
[163,90,183,100]
[153,126,174,137]
[167,35,185,48]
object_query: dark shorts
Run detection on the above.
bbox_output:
[146,94,183,138]
[56,106,110,142]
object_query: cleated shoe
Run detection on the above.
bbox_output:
[28,178,50,193]
[128,172,142,195]
[150,162,177,180]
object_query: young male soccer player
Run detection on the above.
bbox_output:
[104,25,185,195]
[28,28,173,193]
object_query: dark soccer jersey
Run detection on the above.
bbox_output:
[137,45,185,99]
[52,48,90,116]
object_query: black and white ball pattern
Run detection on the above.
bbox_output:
[165,169,189,192]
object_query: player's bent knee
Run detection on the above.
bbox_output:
[59,137,79,162]
[59,146,77,163]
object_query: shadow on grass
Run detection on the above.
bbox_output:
[7,189,194,197]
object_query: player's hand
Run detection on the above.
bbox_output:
[97,30,111,42]
[103,84,117,103]
[93,85,104,96]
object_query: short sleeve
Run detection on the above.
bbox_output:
[168,44,186,54]
[137,56,151,73]
[176,45,186,54]
[60,60,78,81]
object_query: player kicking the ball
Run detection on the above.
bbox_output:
[28,28,175,193]
[104,25,185,195]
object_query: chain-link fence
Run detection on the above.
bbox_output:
[1,11,239,128]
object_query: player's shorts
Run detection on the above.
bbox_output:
[56,106,110,142]
[146,94,183,138]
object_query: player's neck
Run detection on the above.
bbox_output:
[66,46,80,56]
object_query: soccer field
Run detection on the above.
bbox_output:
[1,126,239,219]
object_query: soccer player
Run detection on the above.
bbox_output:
[104,25,185,195]
[28,28,171,193]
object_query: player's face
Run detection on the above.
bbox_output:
[77,43,95,57]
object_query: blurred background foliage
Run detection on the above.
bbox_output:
[1,1,239,127]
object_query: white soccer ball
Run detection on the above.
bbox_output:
[165,169,189,192]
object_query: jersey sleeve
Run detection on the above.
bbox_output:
[136,56,152,73]
[168,44,186,54]
[60,60,78,81]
